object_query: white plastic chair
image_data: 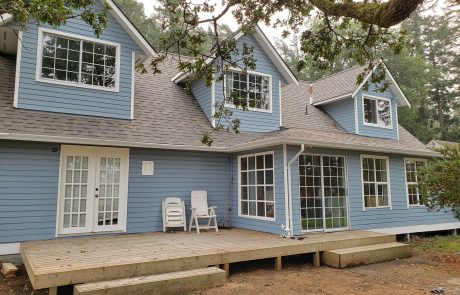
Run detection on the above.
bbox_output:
[162,197,187,232]
[189,190,218,233]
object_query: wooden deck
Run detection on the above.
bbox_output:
[21,229,395,290]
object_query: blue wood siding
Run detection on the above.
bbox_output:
[16,1,142,119]
[0,141,60,243]
[230,146,286,234]
[127,148,232,233]
[356,83,399,139]
[322,98,355,133]
[190,79,212,122]
[214,34,284,132]
[288,145,457,235]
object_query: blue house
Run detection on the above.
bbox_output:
[0,2,458,256]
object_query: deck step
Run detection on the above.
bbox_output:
[73,267,226,295]
[324,242,411,268]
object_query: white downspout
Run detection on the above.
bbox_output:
[286,144,305,237]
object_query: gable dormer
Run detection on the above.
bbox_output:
[312,63,410,140]
[173,26,298,133]
[4,0,155,120]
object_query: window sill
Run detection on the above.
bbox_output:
[363,122,393,130]
[408,204,426,208]
[238,214,276,222]
[224,103,273,114]
[363,206,391,211]
[36,77,120,93]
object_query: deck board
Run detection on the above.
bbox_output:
[21,229,394,289]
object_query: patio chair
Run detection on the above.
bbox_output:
[162,197,187,232]
[189,190,218,233]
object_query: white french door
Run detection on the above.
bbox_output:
[57,145,129,235]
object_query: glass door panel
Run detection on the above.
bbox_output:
[323,156,348,230]
[299,154,348,232]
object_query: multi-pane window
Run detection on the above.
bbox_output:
[299,155,348,231]
[226,70,271,110]
[40,32,117,89]
[405,159,426,206]
[362,156,390,208]
[239,153,274,219]
[363,96,392,127]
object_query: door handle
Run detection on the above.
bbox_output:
[95,194,99,198]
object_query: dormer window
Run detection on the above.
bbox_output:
[363,96,392,128]
[36,28,120,92]
[225,70,272,111]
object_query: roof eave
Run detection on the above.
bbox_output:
[311,93,353,106]
[229,136,439,157]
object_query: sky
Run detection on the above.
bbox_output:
[136,0,290,44]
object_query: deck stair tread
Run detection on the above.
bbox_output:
[74,267,226,295]
[328,242,409,254]
[324,242,411,268]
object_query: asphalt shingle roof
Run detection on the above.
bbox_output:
[311,64,368,104]
[0,54,437,157]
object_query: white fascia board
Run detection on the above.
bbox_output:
[228,136,440,157]
[104,0,156,58]
[351,62,411,108]
[311,92,352,106]
[1,132,439,158]
[0,133,228,153]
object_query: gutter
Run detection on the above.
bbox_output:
[0,132,439,158]
[285,144,305,237]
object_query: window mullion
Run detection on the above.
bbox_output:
[78,40,83,84]
[374,159,379,207]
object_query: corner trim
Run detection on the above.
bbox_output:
[130,51,135,119]
[211,75,216,127]
[279,80,282,127]
[13,30,23,108]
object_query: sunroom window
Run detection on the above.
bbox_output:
[405,159,426,206]
[363,96,392,127]
[225,70,271,110]
[362,156,390,208]
[40,31,118,89]
[239,153,274,219]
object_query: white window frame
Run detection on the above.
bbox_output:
[360,154,392,210]
[36,27,121,92]
[238,151,276,221]
[404,158,427,208]
[224,68,273,113]
[362,94,393,129]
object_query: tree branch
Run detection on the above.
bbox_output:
[308,0,424,28]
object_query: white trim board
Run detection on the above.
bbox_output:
[13,30,22,108]
[369,222,460,235]
[0,242,20,255]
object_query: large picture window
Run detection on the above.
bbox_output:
[405,159,426,206]
[361,155,390,208]
[38,29,119,90]
[363,96,392,128]
[225,70,271,111]
[239,152,275,219]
